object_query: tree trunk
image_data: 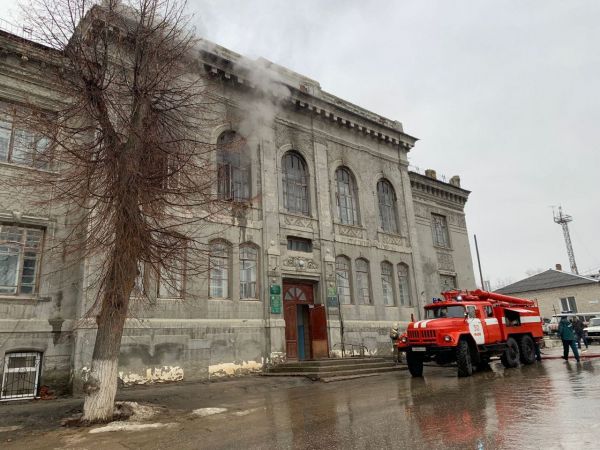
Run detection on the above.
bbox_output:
[82,220,138,422]
[82,293,130,422]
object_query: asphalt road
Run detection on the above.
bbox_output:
[3,358,598,450]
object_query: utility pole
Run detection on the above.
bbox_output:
[474,234,485,290]
[553,206,579,274]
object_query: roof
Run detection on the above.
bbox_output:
[496,269,599,295]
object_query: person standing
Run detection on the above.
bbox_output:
[558,316,580,362]
[572,317,589,351]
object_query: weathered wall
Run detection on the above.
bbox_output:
[0,35,81,396]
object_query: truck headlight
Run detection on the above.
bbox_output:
[444,335,452,342]
[401,336,408,343]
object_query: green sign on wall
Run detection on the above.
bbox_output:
[270,294,282,314]
[270,284,281,295]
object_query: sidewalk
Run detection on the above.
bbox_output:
[0,375,312,442]
[541,341,600,360]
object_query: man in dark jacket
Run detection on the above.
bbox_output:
[558,316,580,362]
[572,317,588,350]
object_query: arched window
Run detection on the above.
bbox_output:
[335,256,352,305]
[209,241,230,298]
[282,151,309,215]
[335,167,359,225]
[381,261,395,306]
[397,263,411,306]
[217,131,250,201]
[239,244,258,299]
[355,258,371,304]
[377,179,398,233]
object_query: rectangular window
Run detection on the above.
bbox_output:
[0,102,52,169]
[240,246,258,299]
[287,237,312,252]
[335,257,352,305]
[355,259,371,305]
[209,242,230,298]
[397,264,411,306]
[381,262,395,306]
[431,214,450,248]
[157,260,184,299]
[1,352,42,400]
[0,225,43,295]
[440,274,457,292]
[560,296,577,313]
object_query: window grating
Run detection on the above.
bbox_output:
[1,352,42,400]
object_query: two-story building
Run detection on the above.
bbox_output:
[0,24,475,399]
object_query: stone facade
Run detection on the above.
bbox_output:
[0,27,475,397]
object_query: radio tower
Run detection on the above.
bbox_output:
[553,206,579,274]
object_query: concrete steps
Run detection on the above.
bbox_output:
[263,357,406,381]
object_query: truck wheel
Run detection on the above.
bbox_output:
[501,337,520,368]
[407,351,424,377]
[518,335,536,365]
[456,340,474,377]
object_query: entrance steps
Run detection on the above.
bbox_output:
[262,357,406,381]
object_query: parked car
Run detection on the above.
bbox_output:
[547,313,600,335]
[584,317,600,342]
[541,317,551,335]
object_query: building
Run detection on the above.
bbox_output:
[495,265,600,319]
[0,21,475,399]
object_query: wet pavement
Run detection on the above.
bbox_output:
[2,357,599,450]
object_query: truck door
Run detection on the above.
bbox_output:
[466,305,485,345]
[483,305,502,343]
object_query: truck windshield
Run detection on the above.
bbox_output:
[425,306,465,319]
[589,318,600,327]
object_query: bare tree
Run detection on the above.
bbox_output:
[12,0,238,422]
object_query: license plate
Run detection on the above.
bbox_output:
[412,347,426,352]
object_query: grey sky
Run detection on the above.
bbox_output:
[2,0,599,287]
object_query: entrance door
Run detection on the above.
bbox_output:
[283,281,328,360]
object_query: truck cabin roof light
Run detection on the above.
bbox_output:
[456,295,463,301]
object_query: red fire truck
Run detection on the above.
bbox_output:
[397,289,544,377]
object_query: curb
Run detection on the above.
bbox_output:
[542,353,600,360]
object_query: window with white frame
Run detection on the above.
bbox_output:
[335,256,352,305]
[377,179,398,233]
[431,213,450,248]
[440,274,457,292]
[336,167,360,225]
[381,261,395,306]
[0,102,51,169]
[157,257,184,299]
[282,151,310,215]
[397,263,411,306]
[240,245,258,299]
[217,131,250,202]
[355,258,371,305]
[209,241,230,298]
[1,352,42,400]
[0,225,43,295]
[560,296,577,313]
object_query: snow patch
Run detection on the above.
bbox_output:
[192,407,228,417]
[0,425,23,433]
[209,360,263,377]
[118,366,184,385]
[89,422,177,433]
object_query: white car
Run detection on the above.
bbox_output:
[584,317,600,342]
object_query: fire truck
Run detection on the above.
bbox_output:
[397,289,544,377]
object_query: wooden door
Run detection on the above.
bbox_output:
[283,282,314,360]
[309,305,329,358]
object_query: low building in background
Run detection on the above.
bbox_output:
[495,265,600,319]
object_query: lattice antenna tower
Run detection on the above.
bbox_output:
[553,206,579,274]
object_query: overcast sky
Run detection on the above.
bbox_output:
[2,1,599,288]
